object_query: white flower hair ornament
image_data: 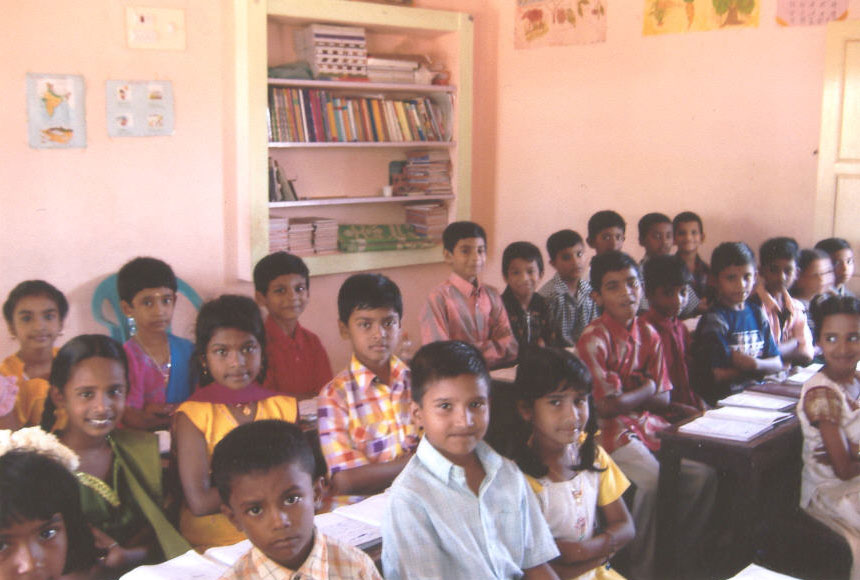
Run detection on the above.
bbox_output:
[0,426,80,472]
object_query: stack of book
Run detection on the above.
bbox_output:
[403,150,453,195]
[366,55,419,84]
[405,203,447,241]
[287,220,314,255]
[290,217,339,254]
[294,24,367,79]
[269,215,289,252]
[267,87,448,144]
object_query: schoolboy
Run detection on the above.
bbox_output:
[382,340,560,579]
[317,273,418,496]
[750,237,814,365]
[501,241,554,348]
[638,212,674,263]
[576,251,715,580]
[815,237,855,297]
[118,257,194,431]
[212,420,381,579]
[673,211,711,302]
[253,251,332,398]
[691,242,783,406]
[641,255,705,410]
[419,221,518,368]
[586,210,626,255]
[537,230,599,347]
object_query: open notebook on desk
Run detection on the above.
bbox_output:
[718,392,797,412]
[678,406,792,442]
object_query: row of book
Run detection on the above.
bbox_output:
[405,202,448,241]
[267,87,449,144]
[269,215,338,255]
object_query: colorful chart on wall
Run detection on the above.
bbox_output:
[106,80,175,137]
[643,0,759,36]
[26,73,86,149]
[515,0,607,49]
[776,0,848,26]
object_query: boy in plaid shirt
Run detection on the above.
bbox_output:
[317,274,418,496]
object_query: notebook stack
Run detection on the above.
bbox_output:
[269,215,289,252]
[289,216,339,254]
[295,24,367,80]
[403,150,453,195]
[366,55,420,84]
[287,219,315,255]
[405,203,447,241]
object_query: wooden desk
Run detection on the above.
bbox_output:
[656,416,802,578]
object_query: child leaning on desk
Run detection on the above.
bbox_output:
[797,295,860,579]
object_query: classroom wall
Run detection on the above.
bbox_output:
[2,1,857,370]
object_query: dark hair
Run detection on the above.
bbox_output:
[545,230,584,262]
[116,257,178,304]
[3,280,69,325]
[811,295,860,341]
[644,255,692,295]
[815,237,852,257]
[442,221,487,253]
[212,420,317,505]
[41,335,130,432]
[587,210,626,240]
[759,237,799,267]
[638,212,672,244]
[590,251,639,291]
[798,248,832,273]
[194,295,267,387]
[509,348,602,478]
[502,241,544,278]
[0,451,98,573]
[337,273,403,324]
[253,252,310,295]
[672,211,704,235]
[410,341,490,405]
[710,242,755,276]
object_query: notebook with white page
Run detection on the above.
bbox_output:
[705,405,791,425]
[678,416,773,442]
[718,392,797,412]
[785,363,824,385]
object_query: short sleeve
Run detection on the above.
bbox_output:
[595,445,630,507]
[695,312,731,369]
[382,488,445,580]
[802,386,843,426]
[317,379,369,474]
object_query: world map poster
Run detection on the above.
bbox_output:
[643,0,759,36]
[515,0,607,49]
[27,73,86,149]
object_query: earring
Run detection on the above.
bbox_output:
[127,316,137,336]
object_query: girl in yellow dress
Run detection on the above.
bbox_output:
[173,295,297,551]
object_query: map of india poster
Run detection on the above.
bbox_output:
[27,73,86,149]
[515,0,607,49]
[643,0,759,36]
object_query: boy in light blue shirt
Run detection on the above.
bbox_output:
[382,341,560,580]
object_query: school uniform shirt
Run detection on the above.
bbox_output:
[124,334,194,407]
[262,317,333,398]
[382,437,559,580]
[317,355,417,476]
[538,273,600,347]
[641,309,705,409]
[419,273,518,368]
[219,530,382,580]
[501,286,554,348]
[576,313,672,454]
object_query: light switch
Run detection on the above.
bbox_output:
[126,7,186,51]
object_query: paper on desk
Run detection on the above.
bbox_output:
[718,392,797,412]
[785,363,824,385]
[490,366,517,382]
[333,491,389,527]
[706,406,791,425]
[299,398,318,420]
[119,549,231,580]
[678,416,773,442]
[729,562,801,579]
[316,511,381,550]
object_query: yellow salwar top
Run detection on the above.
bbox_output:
[0,351,66,429]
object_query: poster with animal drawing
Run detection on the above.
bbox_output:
[643,0,759,36]
[776,0,848,26]
[515,0,607,49]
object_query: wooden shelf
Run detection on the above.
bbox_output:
[301,246,444,276]
[269,141,455,149]
[269,194,453,208]
[268,78,456,94]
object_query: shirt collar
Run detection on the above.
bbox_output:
[415,436,501,486]
[265,315,305,343]
[552,273,587,299]
[348,354,408,391]
[249,529,327,579]
[599,312,642,344]
[449,272,481,297]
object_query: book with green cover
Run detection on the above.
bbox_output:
[338,224,437,253]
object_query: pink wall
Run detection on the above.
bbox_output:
[2,1,856,370]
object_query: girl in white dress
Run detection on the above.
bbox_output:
[798,295,860,578]
[509,347,635,580]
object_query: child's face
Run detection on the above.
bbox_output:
[760,258,797,294]
[504,258,542,302]
[796,259,835,298]
[592,267,641,324]
[642,222,673,257]
[223,462,323,571]
[52,357,127,441]
[256,274,309,328]
[550,243,588,283]
[411,374,489,465]
[121,287,176,337]
[648,284,688,319]
[339,307,401,372]
[0,513,68,579]
[819,313,860,382]
[204,328,262,390]
[715,263,756,308]
[588,227,625,255]
[520,387,589,452]
[674,220,703,255]
[444,237,487,282]
[7,295,63,354]
[832,248,855,287]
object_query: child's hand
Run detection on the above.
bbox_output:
[144,402,177,419]
[91,527,126,570]
[730,350,758,372]
[666,402,700,421]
